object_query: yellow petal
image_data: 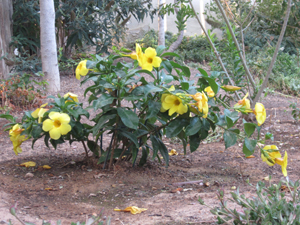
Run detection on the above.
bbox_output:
[20,161,36,168]
[58,124,72,135]
[31,108,40,118]
[169,149,178,156]
[42,165,51,169]
[49,128,62,140]
[42,119,54,132]
[221,85,242,92]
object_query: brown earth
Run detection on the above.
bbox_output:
[1,69,300,225]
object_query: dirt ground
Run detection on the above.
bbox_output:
[1,68,300,225]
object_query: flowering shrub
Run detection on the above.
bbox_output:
[1,44,288,175]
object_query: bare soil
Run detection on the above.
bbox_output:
[1,69,300,225]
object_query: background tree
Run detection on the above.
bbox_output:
[40,0,60,92]
[0,0,13,79]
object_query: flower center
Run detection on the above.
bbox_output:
[174,99,181,106]
[147,57,153,64]
[53,119,61,128]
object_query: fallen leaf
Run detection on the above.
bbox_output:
[42,165,51,169]
[20,161,36,168]
[246,155,255,158]
[169,149,178,156]
[114,206,147,215]
[45,188,53,191]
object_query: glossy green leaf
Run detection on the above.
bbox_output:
[165,119,188,138]
[117,108,139,130]
[243,122,256,138]
[119,130,139,148]
[146,101,161,119]
[243,137,257,157]
[92,93,115,110]
[185,117,202,136]
[150,135,169,166]
[224,130,237,149]
[189,133,201,152]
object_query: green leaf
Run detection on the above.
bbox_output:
[185,117,202,136]
[117,108,139,130]
[119,130,139,148]
[156,45,166,55]
[146,101,161,119]
[92,114,116,136]
[243,137,257,157]
[143,84,163,95]
[161,60,173,73]
[265,132,274,141]
[181,81,189,90]
[87,140,100,157]
[198,68,208,77]
[139,147,149,166]
[0,114,15,122]
[32,124,43,139]
[93,94,115,110]
[223,130,237,149]
[165,119,188,138]
[161,70,173,84]
[243,122,256,138]
[160,52,180,58]
[189,133,201,152]
[150,135,169,166]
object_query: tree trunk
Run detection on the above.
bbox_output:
[0,0,13,79]
[158,0,165,46]
[40,0,60,92]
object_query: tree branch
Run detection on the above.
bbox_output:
[253,0,292,105]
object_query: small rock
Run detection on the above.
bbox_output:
[25,173,34,178]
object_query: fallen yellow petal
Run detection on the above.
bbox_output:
[42,165,51,169]
[246,155,255,158]
[114,206,147,215]
[169,149,178,156]
[20,161,36,168]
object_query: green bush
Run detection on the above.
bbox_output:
[132,29,213,64]
[248,47,300,94]
[200,179,300,224]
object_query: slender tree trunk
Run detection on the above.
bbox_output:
[40,0,60,92]
[158,0,166,46]
[0,0,13,79]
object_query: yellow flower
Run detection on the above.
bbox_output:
[234,93,252,113]
[31,103,49,123]
[128,43,143,60]
[114,206,147,215]
[64,92,79,102]
[140,47,162,71]
[42,112,72,140]
[20,161,36,168]
[160,94,188,116]
[261,145,280,166]
[261,145,288,177]
[204,86,215,98]
[191,92,209,118]
[9,124,26,155]
[75,60,89,80]
[275,151,288,177]
[254,103,266,126]
[9,124,24,137]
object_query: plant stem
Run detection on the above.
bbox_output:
[214,0,256,93]
[81,140,89,159]
[188,0,241,101]
[252,0,292,105]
